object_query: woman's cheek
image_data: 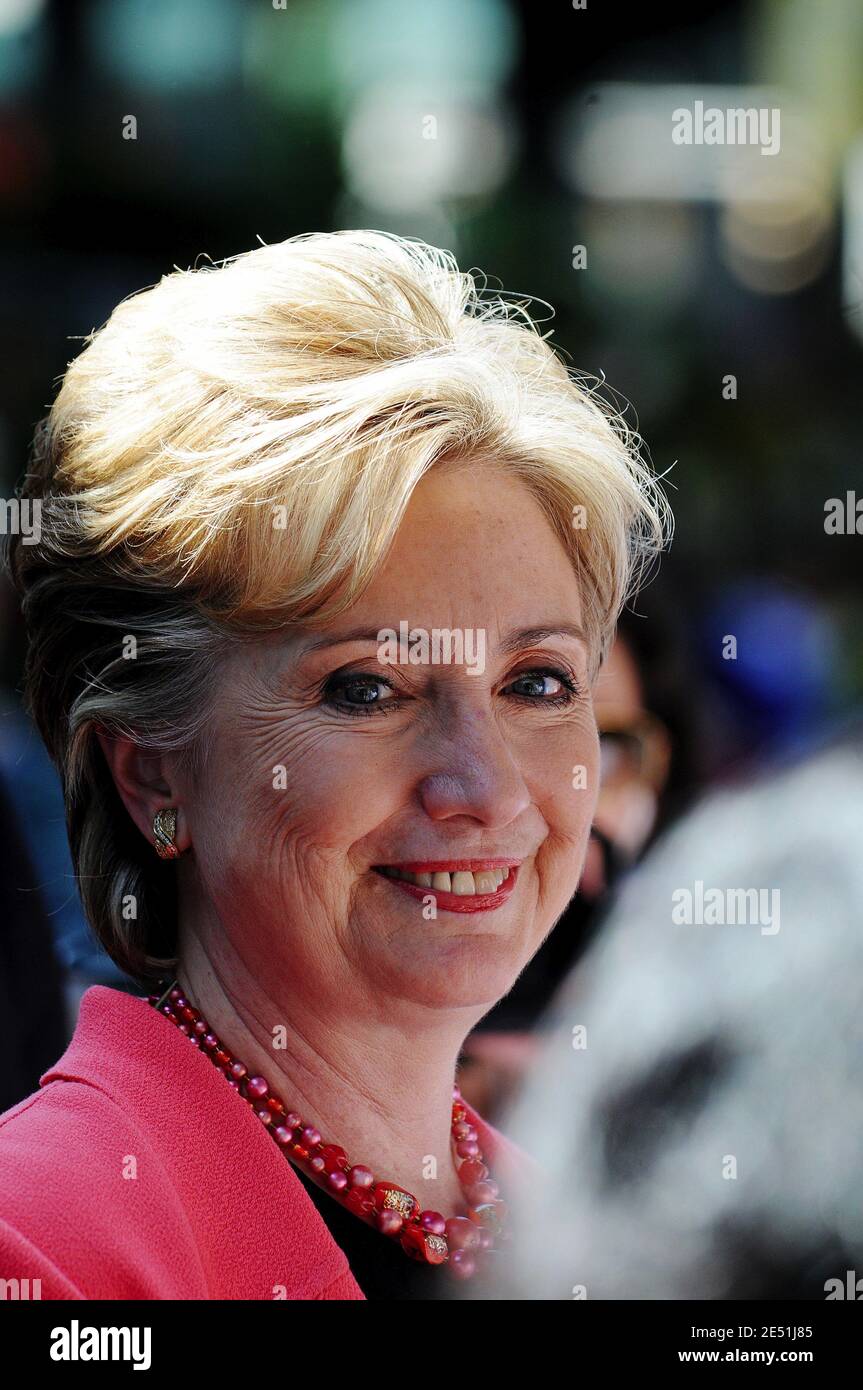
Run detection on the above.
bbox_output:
[525,721,599,826]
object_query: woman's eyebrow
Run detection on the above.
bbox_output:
[301,626,391,653]
[497,624,588,655]
[299,622,588,657]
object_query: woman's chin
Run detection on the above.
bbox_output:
[379,933,532,1011]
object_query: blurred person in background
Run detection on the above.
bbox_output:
[0,768,67,1113]
[477,723,863,1299]
[0,575,133,1018]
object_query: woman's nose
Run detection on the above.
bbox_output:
[416,714,532,828]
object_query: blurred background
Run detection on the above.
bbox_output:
[0,0,861,1119]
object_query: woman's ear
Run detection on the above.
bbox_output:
[94,728,191,854]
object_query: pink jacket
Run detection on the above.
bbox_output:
[0,985,528,1299]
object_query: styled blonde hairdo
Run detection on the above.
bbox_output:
[6,229,669,983]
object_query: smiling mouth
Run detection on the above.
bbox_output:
[372,860,520,912]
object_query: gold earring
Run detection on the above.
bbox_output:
[153,807,180,860]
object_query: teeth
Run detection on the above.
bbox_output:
[380,867,512,894]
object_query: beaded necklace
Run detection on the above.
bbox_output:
[148,981,508,1280]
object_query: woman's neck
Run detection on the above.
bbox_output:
[175,930,478,1216]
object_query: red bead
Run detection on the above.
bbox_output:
[457,1158,487,1186]
[469,1201,507,1234]
[348,1165,374,1189]
[400,1224,448,1264]
[373,1183,418,1221]
[445,1216,480,1250]
[292,1145,310,1162]
[266,1096,286,1116]
[320,1144,349,1174]
[180,1006,195,1023]
[344,1187,375,1218]
[214,1049,231,1068]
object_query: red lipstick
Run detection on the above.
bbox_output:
[373,861,520,914]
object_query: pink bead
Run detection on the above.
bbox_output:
[376,1209,404,1237]
[309,1155,325,1174]
[349,1165,374,1189]
[453,1121,472,1139]
[445,1216,480,1251]
[225,1077,240,1090]
[479,1230,494,1250]
[230,1061,247,1080]
[172,994,187,1010]
[328,1170,349,1193]
[419,1210,447,1235]
[301,1126,321,1148]
[285,1112,302,1129]
[456,1140,480,1159]
[202,1033,218,1050]
[449,1249,477,1279]
[254,1108,272,1126]
[247,1076,268,1099]
[273,1125,294,1145]
[466,1180,499,1203]
[193,1019,208,1035]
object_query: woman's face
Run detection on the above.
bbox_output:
[174,460,600,1014]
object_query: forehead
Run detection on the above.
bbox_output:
[348,461,584,628]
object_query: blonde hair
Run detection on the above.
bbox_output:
[6,229,669,982]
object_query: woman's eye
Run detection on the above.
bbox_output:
[505,669,579,702]
[324,673,397,712]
